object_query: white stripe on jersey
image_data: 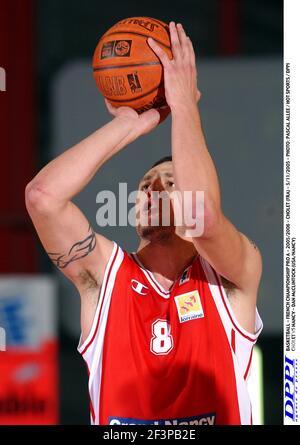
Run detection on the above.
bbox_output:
[78,242,124,425]
[199,256,263,425]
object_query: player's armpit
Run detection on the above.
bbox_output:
[192,214,262,296]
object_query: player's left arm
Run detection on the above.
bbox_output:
[148,22,262,330]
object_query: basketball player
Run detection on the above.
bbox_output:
[25,22,262,425]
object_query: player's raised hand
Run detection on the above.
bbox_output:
[104,99,170,137]
[148,22,201,110]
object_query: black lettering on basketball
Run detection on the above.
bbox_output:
[101,40,132,59]
[101,42,115,59]
[104,77,113,95]
[98,76,127,97]
[116,76,127,95]
[114,40,132,57]
[127,72,142,94]
[136,95,166,114]
[117,18,159,32]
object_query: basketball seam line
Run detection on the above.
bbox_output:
[93,61,161,71]
[104,82,164,103]
[100,31,171,50]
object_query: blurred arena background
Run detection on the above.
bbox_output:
[0,0,282,425]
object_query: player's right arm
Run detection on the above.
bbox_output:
[25,105,163,341]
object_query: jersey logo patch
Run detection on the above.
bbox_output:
[179,267,191,286]
[174,290,204,323]
[131,279,148,296]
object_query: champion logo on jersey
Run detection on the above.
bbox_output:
[179,267,191,286]
[174,290,204,323]
[131,279,148,296]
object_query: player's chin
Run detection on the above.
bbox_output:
[136,224,175,242]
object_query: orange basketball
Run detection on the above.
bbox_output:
[92,17,172,113]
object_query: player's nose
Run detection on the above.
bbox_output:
[148,176,164,193]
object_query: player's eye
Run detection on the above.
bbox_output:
[167,181,175,188]
[141,183,150,191]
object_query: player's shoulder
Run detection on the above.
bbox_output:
[99,241,140,273]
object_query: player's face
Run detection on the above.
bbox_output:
[136,161,176,241]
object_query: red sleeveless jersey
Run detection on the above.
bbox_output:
[78,243,262,425]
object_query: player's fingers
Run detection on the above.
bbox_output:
[140,108,160,127]
[104,98,117,116]
[176,23,189,58]
[187,36,196,68]
[169,21,182,59]
[147,38,170,67]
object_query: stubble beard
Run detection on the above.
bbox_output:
[137,224,174,243]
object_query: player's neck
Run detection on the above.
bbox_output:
[136,236,197,284]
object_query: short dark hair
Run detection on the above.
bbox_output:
[151,156,172,169]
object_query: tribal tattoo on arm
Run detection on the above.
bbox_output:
[47,225,96,269]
